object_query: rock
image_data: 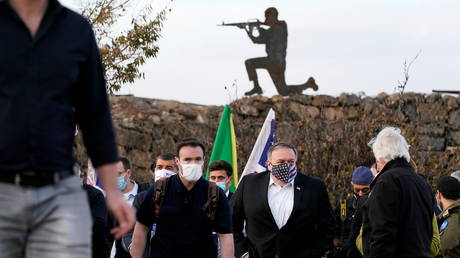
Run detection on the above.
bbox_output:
[116,129,152,151]
[239,104,259,117]
[127,149,152,169]
[339,93,360,106]
[418,136,445,151]
[312,95,339,107]
[324,107,344,120]
[447,130,460,146]
[418,103,448,123]
[416,125,445,137]
[448,110,460,127]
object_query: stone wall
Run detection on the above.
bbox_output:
[74,93,460,204]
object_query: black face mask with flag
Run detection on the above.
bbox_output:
[270,163,297,183]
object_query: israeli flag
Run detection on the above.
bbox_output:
[239,108,276,183]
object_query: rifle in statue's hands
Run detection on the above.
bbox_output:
[218,19,263,30]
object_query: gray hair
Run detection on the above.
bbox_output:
[451,171,460,181]
[368,127,410,163]
[268,142,298,160]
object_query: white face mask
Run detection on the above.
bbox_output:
[154,169,176,182]
[180,163,203,182]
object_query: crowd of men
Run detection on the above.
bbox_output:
[76,130,460,258]
[1,0,459,258]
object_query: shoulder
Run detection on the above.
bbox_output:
[297,172,325,187]
[240,171,270,186]
[60,6,93,30]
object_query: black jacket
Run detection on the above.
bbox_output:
[362,158,434,258]
[232,171,336,258]
[83,184,109,258]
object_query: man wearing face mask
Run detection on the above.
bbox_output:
[110,157,152,258]
[232,142,336,258]
[130,138,234,258]
[209,160,234,200]
[129,153,179,258]
[151,153,179,182]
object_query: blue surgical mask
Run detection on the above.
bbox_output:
[117,176,127,190]
[216,182,227,191]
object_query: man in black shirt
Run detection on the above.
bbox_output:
[130,138,234,258]
[0,0,134,257]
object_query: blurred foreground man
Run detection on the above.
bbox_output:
[362,127,434,258]
[435,176,460,258]
[130,138,233,258]
[0,0,134,257]
[232,142,335,258]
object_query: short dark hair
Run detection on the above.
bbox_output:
[267,142,297,160]
[176,137,205,157]
[209,160,233,178]
[265,7,278,18]
[151,153,177,171]
[120,157,131,171]
[437,176,460,200]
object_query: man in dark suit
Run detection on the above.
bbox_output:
[232,142,336,258]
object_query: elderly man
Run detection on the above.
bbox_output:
[451,171,460,181]
[362,127,434,258]
[232,142,335,258]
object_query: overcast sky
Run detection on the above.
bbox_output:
[62,0,460,105]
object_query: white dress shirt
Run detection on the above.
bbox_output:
[122,182,138,206]
[267,176,295,229]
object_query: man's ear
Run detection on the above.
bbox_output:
[266,161,272,171]
[126,169,132,178]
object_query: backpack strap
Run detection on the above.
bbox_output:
[153,177,168,222]
[202,181,219,222]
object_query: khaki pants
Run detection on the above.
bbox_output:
[0,176,92,258]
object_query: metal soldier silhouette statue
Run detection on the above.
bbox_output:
[221,7,319,96]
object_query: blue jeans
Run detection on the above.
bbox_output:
[0,176,92,258]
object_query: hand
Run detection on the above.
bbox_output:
[106,190,135,239]
[243,254,249,258]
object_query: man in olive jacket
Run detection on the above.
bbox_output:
[435,176,460,258]
[362,127,434,258]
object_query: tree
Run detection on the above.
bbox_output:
[80,0,171,94]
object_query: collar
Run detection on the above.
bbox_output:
[441,199,460,218]
[371,157,411,189]
[173,174,205,193]
[123,182,138,198]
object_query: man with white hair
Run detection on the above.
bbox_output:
[362,127,434,258]
[451,171,460,181]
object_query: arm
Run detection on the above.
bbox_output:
[307,181,337,257]
[130,222,149,258]
[430,214,440,257]
[218,233,234,258]
[245,26,267,44]
[231,177,250,258]
[74,23,134,239]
